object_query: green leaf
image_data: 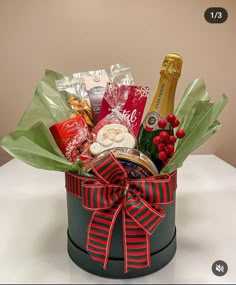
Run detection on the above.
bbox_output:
[175,78,210,117]
[175,100,213,150]
[0,134,77,172]
[36,70,71,122]
[0,70,84,174]
[192,120,222,151]
[0,121,80,172]
[161,94,228,174]
[17,91,57,130]
[174,78,210,149]
[17,70,70,130]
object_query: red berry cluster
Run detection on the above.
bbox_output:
[153,114,185,165]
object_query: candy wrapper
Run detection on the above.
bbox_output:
[55,64,134,127]
[55,72,97,129]
[98,83,149,137]
[49,115,94,164]
[89,83,148,155]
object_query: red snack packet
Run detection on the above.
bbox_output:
[97,83,149,137]
[49,115,93,164]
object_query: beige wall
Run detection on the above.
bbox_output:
[0,0,235,166]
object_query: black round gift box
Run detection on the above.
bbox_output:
[65,171,177,279]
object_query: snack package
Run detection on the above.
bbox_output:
[55,64,134,127]
[83,70,110,124]
[89,83,148,156]
[98,82,149,137]
[55,75,94,128]
[106,63,134,85]
[49,115,94,165]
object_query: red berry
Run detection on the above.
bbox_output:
[165,144,175,153]
[171,119,180,128]
[166,114,176,123]
[169,136,177,144]
[158,143,165,151]
[158,151,167,161]
[159,131,169,141]
[153,136,161,145]
[158,119,167,129]
[176,129,185,138]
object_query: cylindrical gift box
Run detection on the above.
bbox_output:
[65,171,177,279]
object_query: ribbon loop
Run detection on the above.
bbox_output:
[90,152,128,184]
[124,191,165,235]
[130,176,174,204]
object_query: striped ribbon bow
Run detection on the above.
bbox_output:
[79,152,176,273]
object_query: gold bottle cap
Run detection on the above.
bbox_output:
[160,53,183,79]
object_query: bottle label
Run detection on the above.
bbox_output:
[143,111,161,131]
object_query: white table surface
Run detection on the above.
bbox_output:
[0,155,235,284]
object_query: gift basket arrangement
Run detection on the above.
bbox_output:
[0,55,228,278]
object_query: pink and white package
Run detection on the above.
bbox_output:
[97,83,149,137]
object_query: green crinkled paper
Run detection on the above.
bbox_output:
[0,70,82,174]
[17,70,70,130]
[161,79,228,174]
[0,121,79,172]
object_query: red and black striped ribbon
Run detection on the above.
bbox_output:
[90,152,127,184]
[86,202,122,269]
[130,176,173,205]
[122,201,151,272]
[82,181,123,210]
[65,152,177,273]
[65,171,84,198]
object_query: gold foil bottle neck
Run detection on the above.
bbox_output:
[160,53,183,79]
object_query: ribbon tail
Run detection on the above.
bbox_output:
[122,206,151,273]
[90,152,128,184]
[86,203,122,269]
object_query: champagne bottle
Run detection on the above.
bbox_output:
[137,53,183,171]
